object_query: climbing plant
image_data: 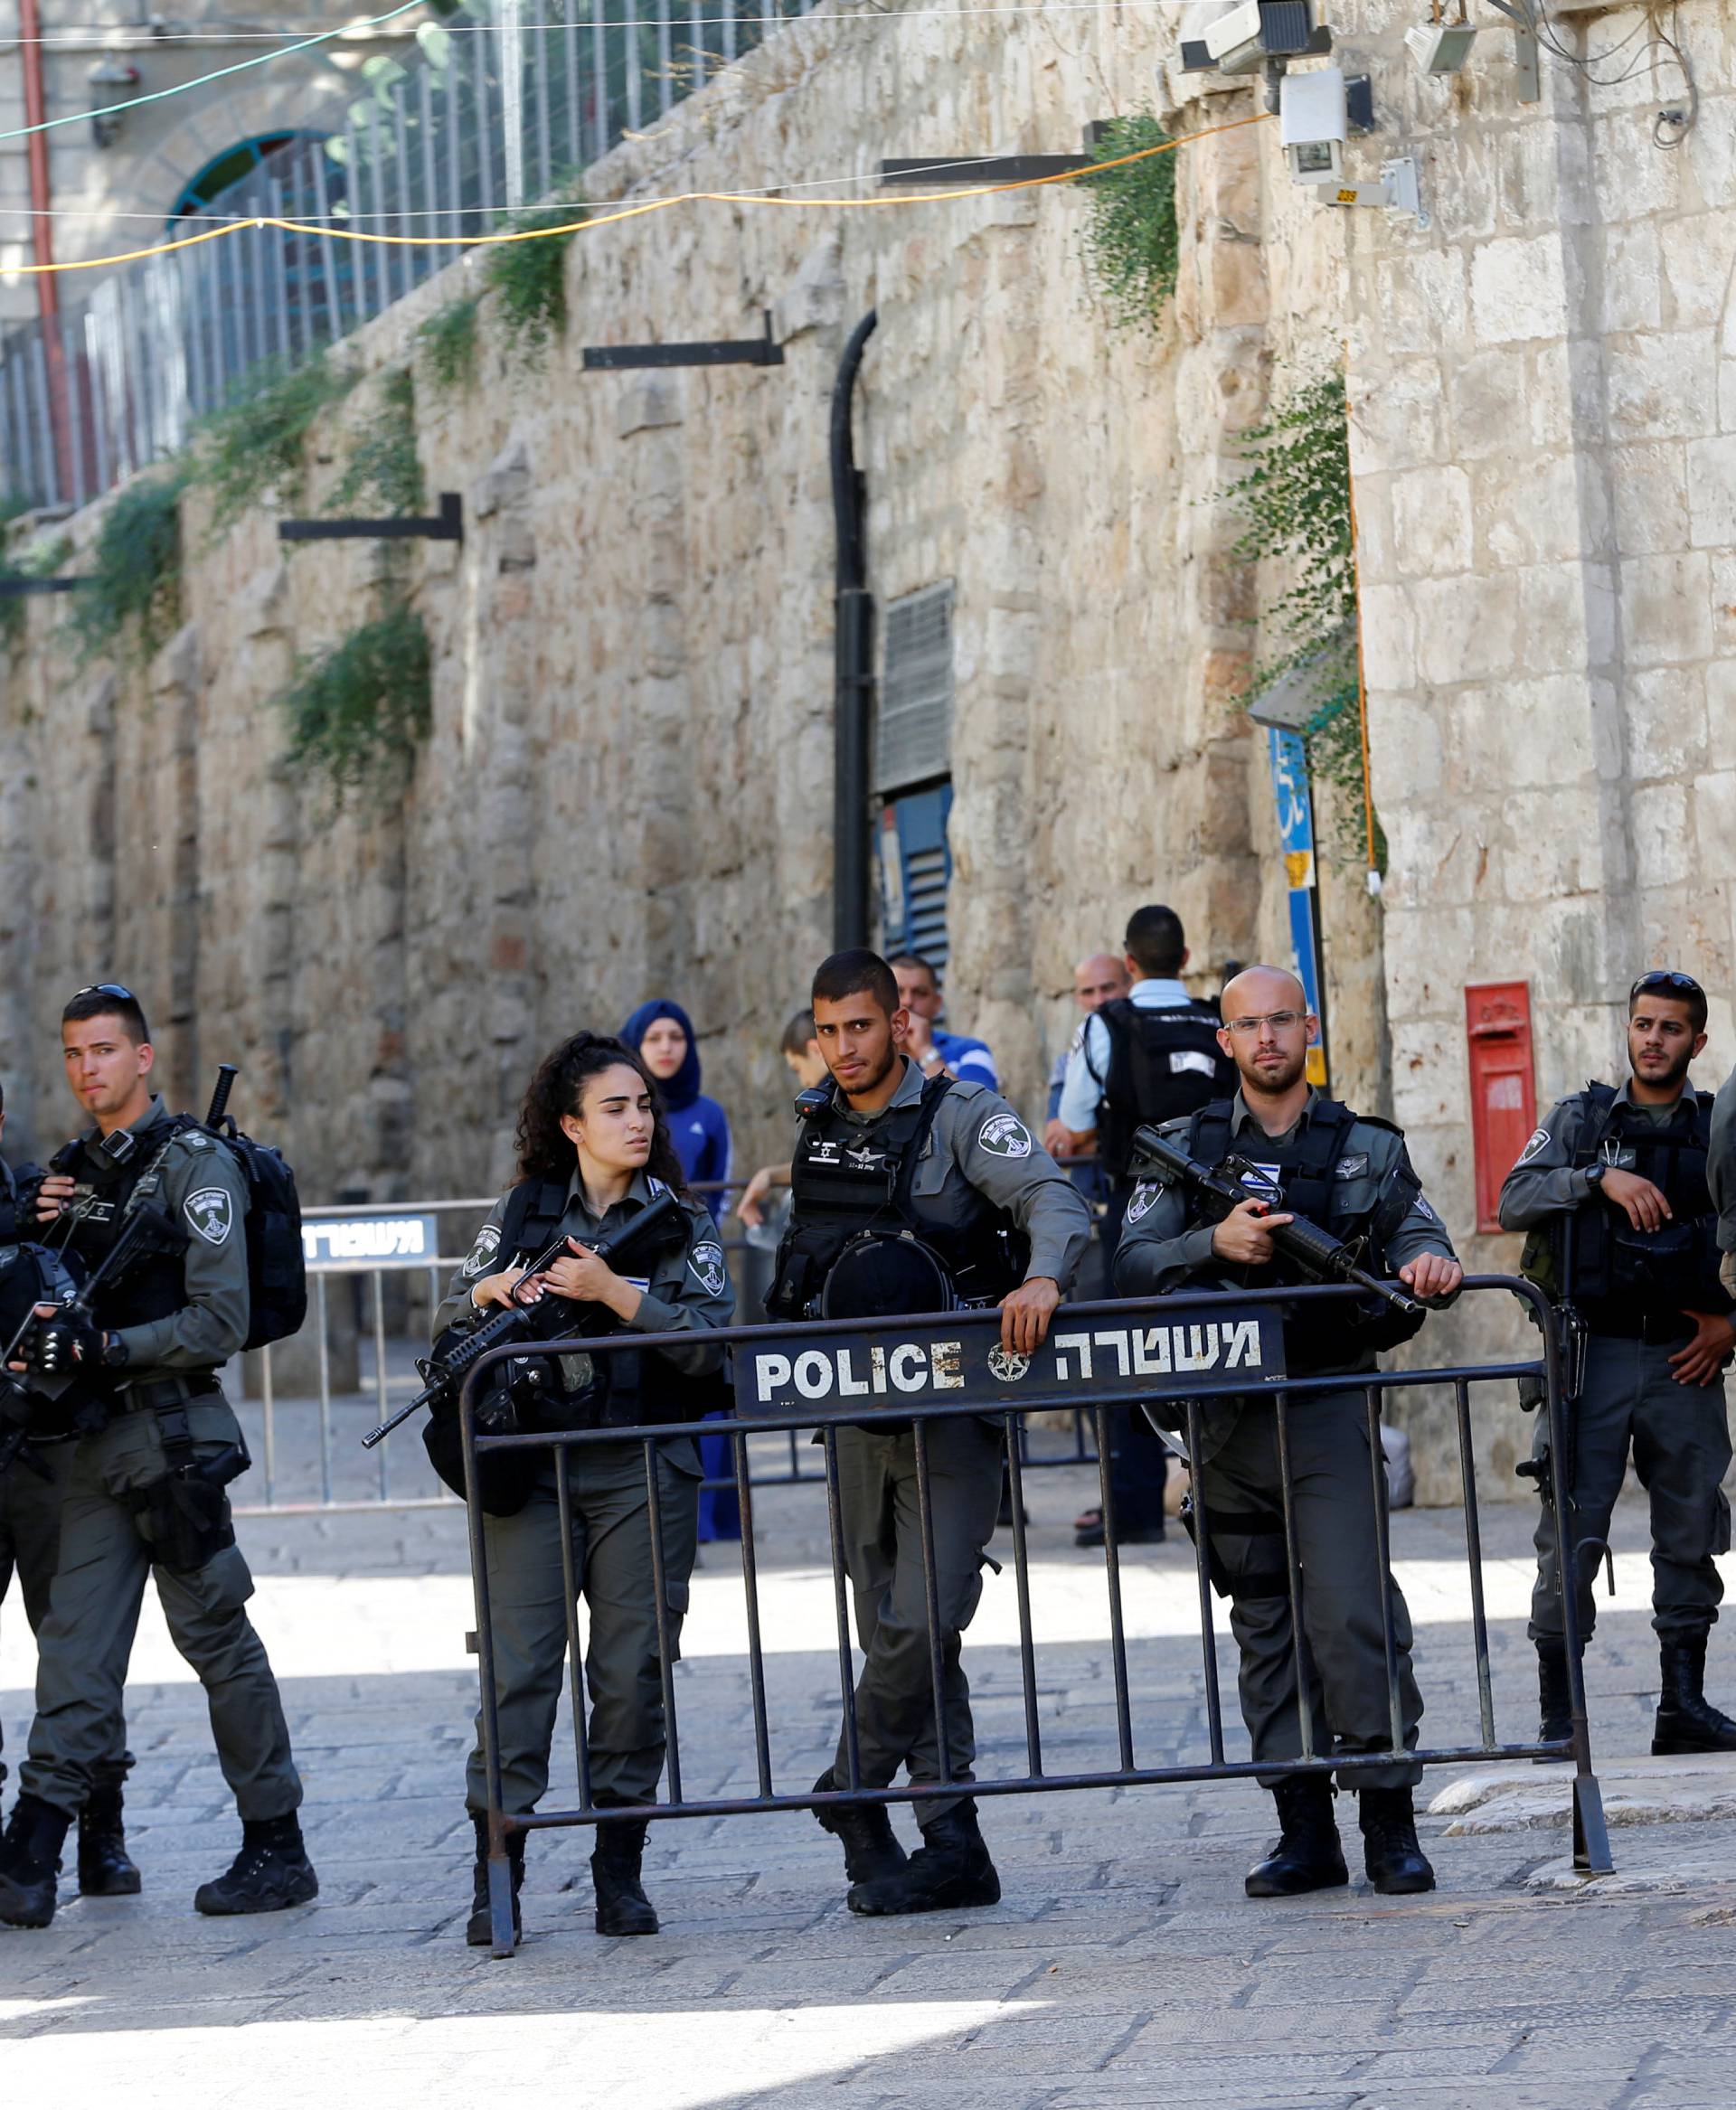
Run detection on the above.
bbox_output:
[1080,112,1180,331]
[417,291,481,392]
[73,470,189,664]
[0,532,72,649]
[483,185,587,363]
[275,600,432,809]
[328,366,424,516]
[1220,366,1378,862]
[192,353,357,531]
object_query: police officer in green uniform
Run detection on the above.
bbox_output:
[0,986,313,1929]
[1500,970,1736,1756]
[767,949,1092,1917]
[0,1085,139,1899]
[435,1031,732,1945]
[1115,966,1462,1900]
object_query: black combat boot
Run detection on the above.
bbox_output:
[845,1798,1001,1917]
[811,1770,909,1894]
[78,1778,142,1897]
[0,1794,72,1928]
[1533,1637,1576,1763]
[1653,1632,1736,1755]
[465,1814,524,1947]
[1356,1785,1435,1895]
[1244,1776,1349,1898]
[591,1819,658,1936]
[193,1813,319,1917]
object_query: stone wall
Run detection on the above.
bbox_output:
[5,0,1731,1500]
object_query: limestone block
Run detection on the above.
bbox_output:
[1391,464,1472,577]
[1514,560,1616,674]
[471,437,532,520]
[1626,665,1708,783]
[1660,212,1736,330]
[1629,779,1694,890]
[1694,768,1736,881]
[1618,550,1713,667]
[1445,345,1535,462]
[1503,787,1602,901]
[1410,571,1520,687]
[1685,434,1736,550]
[1376,249,1468,359]
[1469,234,1571,346]
[1597,220,1663,334]
[1359,581,1420,691]
[1609,441,1688,558]
[1472,452,1595,570]
[1606,328,1717,445]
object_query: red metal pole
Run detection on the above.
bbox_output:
[18,0,74,503]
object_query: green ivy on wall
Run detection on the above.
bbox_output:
[1081,112,1180,331]
[193,353,358,532]
[73,471,189,664]
[275,600,432,809]
[328,366,424,517]
[1220,366,1380,864]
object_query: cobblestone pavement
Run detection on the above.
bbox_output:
[5,1399,1736,2110]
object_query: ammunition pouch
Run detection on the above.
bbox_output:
[123,1427,248,1574]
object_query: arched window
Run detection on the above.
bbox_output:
[170,132,326,220]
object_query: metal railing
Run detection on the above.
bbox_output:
[462,1276,1613,1955]
[0,0,821,513]
[234,1180,1108,1515]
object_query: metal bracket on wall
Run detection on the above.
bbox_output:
[278,492,464,544]
[0,574,84,597]
[1328,156,1429,230]
[582,311,785,370]
[1482,0,1542,101]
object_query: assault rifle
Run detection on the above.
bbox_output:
[360,1188,685,1448]
[1127,1123,1425,1323]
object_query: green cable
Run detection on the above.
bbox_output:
[0,0,429,145]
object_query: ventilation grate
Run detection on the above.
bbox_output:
[875,581,954,795]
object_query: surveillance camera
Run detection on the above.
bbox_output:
[1404,20,1477,72]
[1279,65,1347,184]
[1201,0,1319,75]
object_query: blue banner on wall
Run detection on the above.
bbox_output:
[1266,728,1329,1088]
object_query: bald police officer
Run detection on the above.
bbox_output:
[767,948,1092,1916]
[0,986,313,1929]
[1116,966,1462,1899]
[1502,970,1736,1757]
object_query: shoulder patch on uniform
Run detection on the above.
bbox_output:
[184,1186,233,1247]
[1413,1192,1439,1220]
[1124,1180,1165,1225]
[688,1240,727,1297]
[1516,1126,1551,1166]
[463,1224,501,1278]
[977,1111,1033,1159]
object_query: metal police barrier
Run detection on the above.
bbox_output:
[461,1274,1612,1956]
[233,1182,1103,1515]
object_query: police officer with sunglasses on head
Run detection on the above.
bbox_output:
[1502,969,1736,1758]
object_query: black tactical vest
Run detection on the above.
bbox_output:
[1095,996,1236,1182]
[1186,1096,1425,1371]
[1545,1085,1729,1328]
[52,1114,190,1339]
[767,1074,1026,1320]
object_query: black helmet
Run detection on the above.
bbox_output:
[820,1232,955,1321]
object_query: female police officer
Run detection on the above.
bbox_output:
[434,1031,733,1945]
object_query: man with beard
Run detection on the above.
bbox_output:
[1501,970,1736,1757]
[1115,966,1462,1899]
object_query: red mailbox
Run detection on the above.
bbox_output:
[1466,982,1536,1234]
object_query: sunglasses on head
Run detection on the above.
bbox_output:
[71,983,137,1003]
[1629,970,1703,1003]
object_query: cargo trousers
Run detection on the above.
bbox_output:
[831,1414,1005,1828]
[20,1394,301,1822]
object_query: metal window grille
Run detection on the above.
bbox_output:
[874,581,955,796]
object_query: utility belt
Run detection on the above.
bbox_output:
[117,1374,222,1415]
[1583,1310,1695,1346]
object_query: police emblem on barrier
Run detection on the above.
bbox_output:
[977,1113,1033,1159]
[987,1345,1031,1382]
[689,1241,728,1297]
[184,1187,234,1246]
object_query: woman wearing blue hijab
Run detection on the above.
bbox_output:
[620,999,740,1543]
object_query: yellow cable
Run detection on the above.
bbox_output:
[8,113,1271,272]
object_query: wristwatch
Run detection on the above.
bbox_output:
[1584,1163,1608,1193]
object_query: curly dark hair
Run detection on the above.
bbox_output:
[513,1032,689,1193]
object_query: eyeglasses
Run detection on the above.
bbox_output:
[71,982,137,1003]
[1630,970,1703,1002]
[1224,1010,1307,1037]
